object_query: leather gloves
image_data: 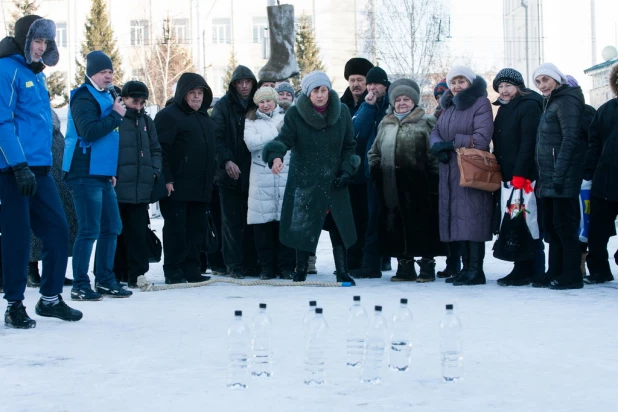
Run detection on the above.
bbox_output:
[12,162,37,196]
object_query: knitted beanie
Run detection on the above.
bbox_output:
[86,50,113,77]
[433,78,448,100]
[493,68,525,92]
[301,71,331,95]
[365,67,390,87]
[446,65,476,85]
[389,78,420,105]
[253,86,279,105]
[533,63,567,85]
[275,82,295,98]
[344,57,374,80]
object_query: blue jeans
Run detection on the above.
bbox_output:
[66,177,122,290]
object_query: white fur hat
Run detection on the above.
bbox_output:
[446,65,476,86]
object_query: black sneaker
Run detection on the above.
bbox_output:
[230,270,244,279]
[210,266,227,276]
[259,270,276,280]
[164,277,188,285]
[186,275,211,283]
[35,296,83,322]
[5,301,36,329]
[95,282,133,298]
[279,270,295,280]
[71,288,103,301]
[583,273,614,284]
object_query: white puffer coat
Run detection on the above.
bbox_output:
[244,108,290,224]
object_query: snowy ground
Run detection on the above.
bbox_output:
[2,217,618,412]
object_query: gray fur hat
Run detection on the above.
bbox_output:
[388,78,420,105]
[16,16,59,66]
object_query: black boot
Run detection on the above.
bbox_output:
[391,258,417,282]
[416,258,436,283]
[446,242,469,284]
[164,269,188,285]
[333,246,355,285]
[453,242,486,286]
[294,250,310,282]
[27,261,41,288]
[497,261,532,286]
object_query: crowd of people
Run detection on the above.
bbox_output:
[1,15,618,330]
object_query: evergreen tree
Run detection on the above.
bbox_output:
[292,12,325,90]
[7,0,39,36]
[46,71,69,107]
[74,0,124,87]
[222,48,238,90]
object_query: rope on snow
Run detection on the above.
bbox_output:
[136,275,351,292]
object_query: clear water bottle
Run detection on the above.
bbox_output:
[346,295,368,368]
[251,303,272,378]
[361,305,387,384]
[389,298,413,372]
[440,304,463,382]
[227,310,250,389]
[304,307,329,385]
[303,300,317,327]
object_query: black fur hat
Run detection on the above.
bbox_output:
[344,57,374,80]
[15,15,59,66]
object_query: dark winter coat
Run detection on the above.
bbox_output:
[341,87,367,117]
[429,76,495,242]
[585,96,618,200]
[535,84,586,199]
[342,87,368,184]
[211,65,258,192]
[115,108,162,203]
[492,90,543,182]
[262,90,360,253]
[154,73,216,203]
[368,107,445,258]
[353,93,390,180]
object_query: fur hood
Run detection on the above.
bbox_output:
[245,106,282,121]
[295,89,343,130]
[611,63,618,97]
[440,76,488,111]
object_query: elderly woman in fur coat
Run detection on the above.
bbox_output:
[429,66,495,286]
[368,79,445,282]
[263,71,359,285]
[244,87,295,280]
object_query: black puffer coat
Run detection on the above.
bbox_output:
[585,97,618,201]
[492,90,543,182]
[154,73,216,203]
[211,65,258,191]
[535,85,586,198]
[115,108,162,203]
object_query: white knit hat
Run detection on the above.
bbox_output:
[446,65,477,85]
[533,63,567,85]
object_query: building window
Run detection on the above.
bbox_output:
[56,22,67,48]
[253,17,268,44]
[130,20,149,46]
[212,18,231,44]
[173,18,189,44]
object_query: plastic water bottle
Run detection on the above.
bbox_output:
[440,304,463,382]
[361,305,387,384]
[304,308,329,385]
[303,300,317,327]
[251,303,272,378]
[227,310,250,389]
[389,298,413,372]
[346,295,368,368]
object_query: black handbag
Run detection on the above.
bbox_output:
[493,188,535,262]
[147,226,163,263]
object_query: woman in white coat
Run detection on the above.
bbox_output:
[244,87,295,279]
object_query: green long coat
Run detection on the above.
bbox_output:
[262,90,360,253]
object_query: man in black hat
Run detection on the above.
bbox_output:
[341,57,374,116]
[0,15,82,327]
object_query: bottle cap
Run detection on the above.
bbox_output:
[375,305,382,312]
[234,310,242,316]
[259,303,267,309]
[446,304,453,310]
[400,298,408,304]
[315,308,323,314]
[353,296,360,301]
[309,300,317,307]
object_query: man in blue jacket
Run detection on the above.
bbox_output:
[0,15,82,328]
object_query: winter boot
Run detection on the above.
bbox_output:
[497,260,532,287]
[35,295,83,322]
[446,242,469,283]
[583,272,614,284]
[391,258,417,282]
[307,255,318,274]
[549,270,584,290]
[351,265,382,279]
[27,261,41,288]
[5,301,36,329]
[416,258,436,283]
[294,250,310,282]
[333,245,355,286]
[259,268,277,280]
[453,242,486,286]
[258,5,300,82]
[164,269,188,284]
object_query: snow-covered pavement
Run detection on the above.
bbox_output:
[2,217,617,412]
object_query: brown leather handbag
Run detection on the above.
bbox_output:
[456,136,502,192]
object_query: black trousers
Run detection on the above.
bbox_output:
[586,196,618,276]
[219,186,258,272]
[202,186,225,270]
[160,198,208,279]
[542,197,581,280]
[347,183,367,269]
[253,221,295,273]
[113,203,150,281]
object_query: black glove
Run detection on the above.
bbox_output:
[430,141,455,157]
[553,182,564,194]
[12,162,37,196]
[583,169,594,181]
[334,171,351,188]
[436,151,451,164]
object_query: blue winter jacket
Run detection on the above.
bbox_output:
[0,43,52,169]
[352,93,389,179]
